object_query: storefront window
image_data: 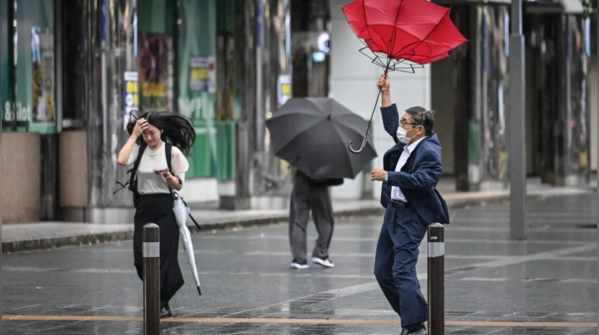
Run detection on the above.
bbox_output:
[178,0,236,180]
[565,17,591,177]
[2,0,56,133]
[479,7,510,184]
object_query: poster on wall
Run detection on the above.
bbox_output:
[32,27,55,124]
[278,74,292,107]
[124,71,139,129]
[139,33,173,113]
[189,56,216,94]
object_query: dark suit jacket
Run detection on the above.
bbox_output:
[379,104,450,225]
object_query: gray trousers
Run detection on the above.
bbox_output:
[289,175,335,264]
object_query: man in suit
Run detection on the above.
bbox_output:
[371,74,450,335]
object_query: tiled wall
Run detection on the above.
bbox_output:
[2,133,41,223]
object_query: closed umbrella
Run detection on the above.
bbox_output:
[266,98,377,180]
[173,193,202,296]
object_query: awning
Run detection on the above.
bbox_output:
[524,0,566,14]
[434,0,587,15]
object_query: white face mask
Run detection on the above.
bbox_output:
[396,126,415,144]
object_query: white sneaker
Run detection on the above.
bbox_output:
[290,262,309,270]
[312,257,335,268]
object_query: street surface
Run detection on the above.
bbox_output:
[2,194,597,334]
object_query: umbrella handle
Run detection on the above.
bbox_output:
[348,63,391,155]
[348,90,381,155]
[348,136,369,154]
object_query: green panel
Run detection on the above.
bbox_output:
[216,122,236,180]
[188,93,218,178]
[29,123,56,133]
[188,122,218,178]
[217,0,237,33]
[186,120,236,180]
[138,0,173,34]
[469,120,481,163]
[3,126,28,133]
[1,0,10,119]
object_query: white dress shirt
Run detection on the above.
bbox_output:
[390,137,427,202]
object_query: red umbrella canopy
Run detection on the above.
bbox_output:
[343,0,467,69]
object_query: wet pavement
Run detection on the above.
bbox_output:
[2,193,597,334]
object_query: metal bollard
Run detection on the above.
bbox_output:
[143,223,160,335]
[427,223,445,335]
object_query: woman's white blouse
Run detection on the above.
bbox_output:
[127,144,190,195]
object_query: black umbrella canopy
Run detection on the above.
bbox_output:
[266,98,377,180]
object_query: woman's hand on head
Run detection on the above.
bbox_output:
[132,119,149,138]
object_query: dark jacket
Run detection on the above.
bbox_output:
[293,168,344,188]
[379,104,450,225]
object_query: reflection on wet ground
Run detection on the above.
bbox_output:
[2,194,597,334]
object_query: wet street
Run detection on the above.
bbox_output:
[2,194,597,334]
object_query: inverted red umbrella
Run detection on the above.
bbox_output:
[342,0,467,153]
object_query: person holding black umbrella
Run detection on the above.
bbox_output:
[264,98,377,270]
[370,74,449,335]
[289,167,343,270]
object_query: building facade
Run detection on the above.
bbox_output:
[1,0,595,223]
[1,0,293,223]
[430,1,593,191]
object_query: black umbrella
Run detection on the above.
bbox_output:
[266,98,377,180]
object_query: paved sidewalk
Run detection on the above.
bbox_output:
[2,193,597,334]
[2,186,591,253]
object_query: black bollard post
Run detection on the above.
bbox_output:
[143,223,160,335]
[427,223,445,335]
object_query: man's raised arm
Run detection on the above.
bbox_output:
[378,74,399,143]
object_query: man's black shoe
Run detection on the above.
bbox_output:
[400,325,427,335]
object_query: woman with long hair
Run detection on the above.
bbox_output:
[117,112,196,318]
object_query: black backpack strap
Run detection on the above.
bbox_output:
[165,143,184,185]
[114,142,147,195]
[165,143,175,199]
[129,142,148,189]
[165,143,173,177]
